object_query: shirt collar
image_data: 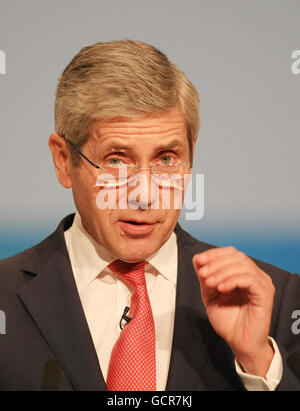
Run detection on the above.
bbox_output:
[64,212,178,292]
[145,230,178,286]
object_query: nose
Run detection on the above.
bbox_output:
[127,166,158,210]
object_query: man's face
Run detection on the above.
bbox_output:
[67,106,192,262]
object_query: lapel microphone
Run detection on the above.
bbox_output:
[120,306,133,330]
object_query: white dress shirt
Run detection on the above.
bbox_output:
[64,212,282,391]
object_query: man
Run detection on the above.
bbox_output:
[0,40,299,391]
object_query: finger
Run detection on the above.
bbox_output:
[194,259,220,300]
[193,246,239,267]
[197,272,220,306]
[204,262,254,288]
[196,252,248,279]
[216,273,267,302]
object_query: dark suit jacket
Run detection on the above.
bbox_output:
[0,214,299,390]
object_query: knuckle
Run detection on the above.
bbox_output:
[237,250,247,261]
[271,283,276,295]
[227,245,237,253]
[241,260,252,272]
[268,276,275,292]
[264,273,275,292]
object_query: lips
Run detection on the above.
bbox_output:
[124,220,152,225]
[119,220,156,236]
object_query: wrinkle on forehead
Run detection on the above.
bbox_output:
[90,107,187,142]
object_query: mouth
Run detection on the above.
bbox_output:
[119,220,156,236]
[124,220,150,225]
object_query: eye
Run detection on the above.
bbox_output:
[106,157,126,167]
[159,155,174,165]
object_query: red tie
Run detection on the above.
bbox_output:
[106,259,156,391]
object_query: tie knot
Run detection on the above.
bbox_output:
[108,259,147,288]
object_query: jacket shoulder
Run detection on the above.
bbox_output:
[0,214,75,289]
[175,223,217,254]
[176,223,297,286]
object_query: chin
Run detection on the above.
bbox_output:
[116,241,160,263]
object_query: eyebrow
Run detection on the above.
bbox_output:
[153,140,184,152]
[100,139,184,153]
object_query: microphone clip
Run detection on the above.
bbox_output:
[119,306,133,330]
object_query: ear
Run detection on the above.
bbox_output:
[48,133,72,188]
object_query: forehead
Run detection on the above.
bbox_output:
[90,107,187,148]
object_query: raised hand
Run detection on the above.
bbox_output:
[193,246,276,377]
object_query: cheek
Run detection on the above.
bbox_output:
[71,174,110,222]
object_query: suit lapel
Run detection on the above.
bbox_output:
[166,224,244,391]
[166,224,210,390]
[17,215,106,391]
